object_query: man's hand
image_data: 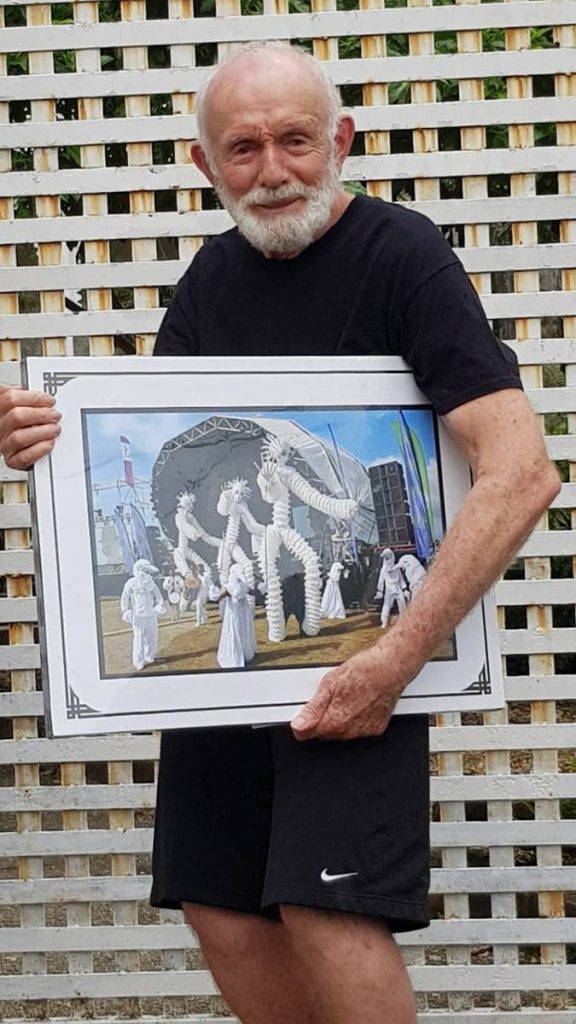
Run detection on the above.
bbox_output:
[0,385,62,469]
[291,644,408,742]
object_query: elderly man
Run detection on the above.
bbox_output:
[0,41,560,1024]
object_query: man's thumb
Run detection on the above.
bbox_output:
[291,688,330,736]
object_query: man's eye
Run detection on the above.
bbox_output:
[285,137,308,148]
[231,142,253,156]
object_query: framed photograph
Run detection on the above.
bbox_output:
[27,356,504,736]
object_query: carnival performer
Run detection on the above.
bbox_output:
[256,435,357,642]
[216,477,264,590]
[375,548,407,628]
[194,565,210,627]
[163,571,184,620]
[320,560,346,620]
[173,491,219,583]
[397,554,427,600]
[120,559,165,671]
[215,563,257,669]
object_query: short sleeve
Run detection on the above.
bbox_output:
[398,260,522,415]
[153,263,199,357]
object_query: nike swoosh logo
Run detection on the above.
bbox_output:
[320,869,359,884]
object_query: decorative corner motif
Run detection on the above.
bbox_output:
[463,664,491,696]
[67,686,99,719]
[43,371,76,396]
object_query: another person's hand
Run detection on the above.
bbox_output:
[291,644,408,742]
[0,385,62,469]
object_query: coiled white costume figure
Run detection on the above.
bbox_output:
[120,559,165,671]
[173,491,218,583]
[216,478,264,590]
[320,561,346,620]
[256,436,357,642]
[397,554,427,600]
[376,548,406,628]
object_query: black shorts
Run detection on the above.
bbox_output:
[151,716,431,934]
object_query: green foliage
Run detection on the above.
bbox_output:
[51,4,74,24]
[7,52,29,76]
[241,0,263,13]
[434,32,457,55]
[339,37,361,60]
[344,181,367,196]
[386,34,409,57]
[12,149,33,172]
[535,122,557,147]
[531,26,556,50]
[482,28,505,52]
[58,145,82,170]
[54,50,77,75]
[388,81,411,106]
[5,5,26,27]
[98,1,121,21]
[436,80,459,103]
[484,77,507,101]
[486,124,509,149]
[14,197,35,220]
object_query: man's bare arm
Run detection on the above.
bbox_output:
[291,388,561,741]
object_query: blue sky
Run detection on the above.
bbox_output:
[84,406,442,533]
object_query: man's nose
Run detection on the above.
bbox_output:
[258,143,289,188]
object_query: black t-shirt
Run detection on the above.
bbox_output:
[154,195,521,415]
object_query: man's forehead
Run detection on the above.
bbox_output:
[203,54,329,130]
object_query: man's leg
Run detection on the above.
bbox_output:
[280,905,417,1024]
[185,902,416,1024]
[183,903,322,1024]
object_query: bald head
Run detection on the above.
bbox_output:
[196,43,342,154]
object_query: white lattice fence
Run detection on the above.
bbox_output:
[0,0,575,1020]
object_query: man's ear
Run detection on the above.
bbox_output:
[334,115,356,168]
[191,142,215,184]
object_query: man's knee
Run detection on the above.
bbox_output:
[183,902,279,961]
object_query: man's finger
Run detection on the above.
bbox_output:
[0,384,55,408]
[3,437,59,471]
[3,421,62,464]
[291,685,332,739]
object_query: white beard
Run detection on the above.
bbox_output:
[214,154,342,258]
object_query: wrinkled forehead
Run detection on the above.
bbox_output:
[202,53,331,138]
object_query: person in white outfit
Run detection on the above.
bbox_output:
[194,565,210,627]
[121,559,165,671]
[397,554,427,601]
[375,548,406,629]
[320,561,346,620]
[216,564,257,669]
[163,572,184,620]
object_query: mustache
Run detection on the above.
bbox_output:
[236,182,315,209]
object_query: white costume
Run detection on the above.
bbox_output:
[256,436,357,642]
[216,564,257,669]
[375,548,406,628]
[173,492,218,583]
[163,573,184,620]
[121,559,165,671]
[216,478,264,590]
[320,561,346,620]
[397,554,427,599]
[194,567,210,626]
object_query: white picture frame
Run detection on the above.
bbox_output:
[27,355,504,736]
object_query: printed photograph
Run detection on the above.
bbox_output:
[84,405,453,678]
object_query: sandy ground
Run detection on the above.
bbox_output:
[100,598,453,677]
